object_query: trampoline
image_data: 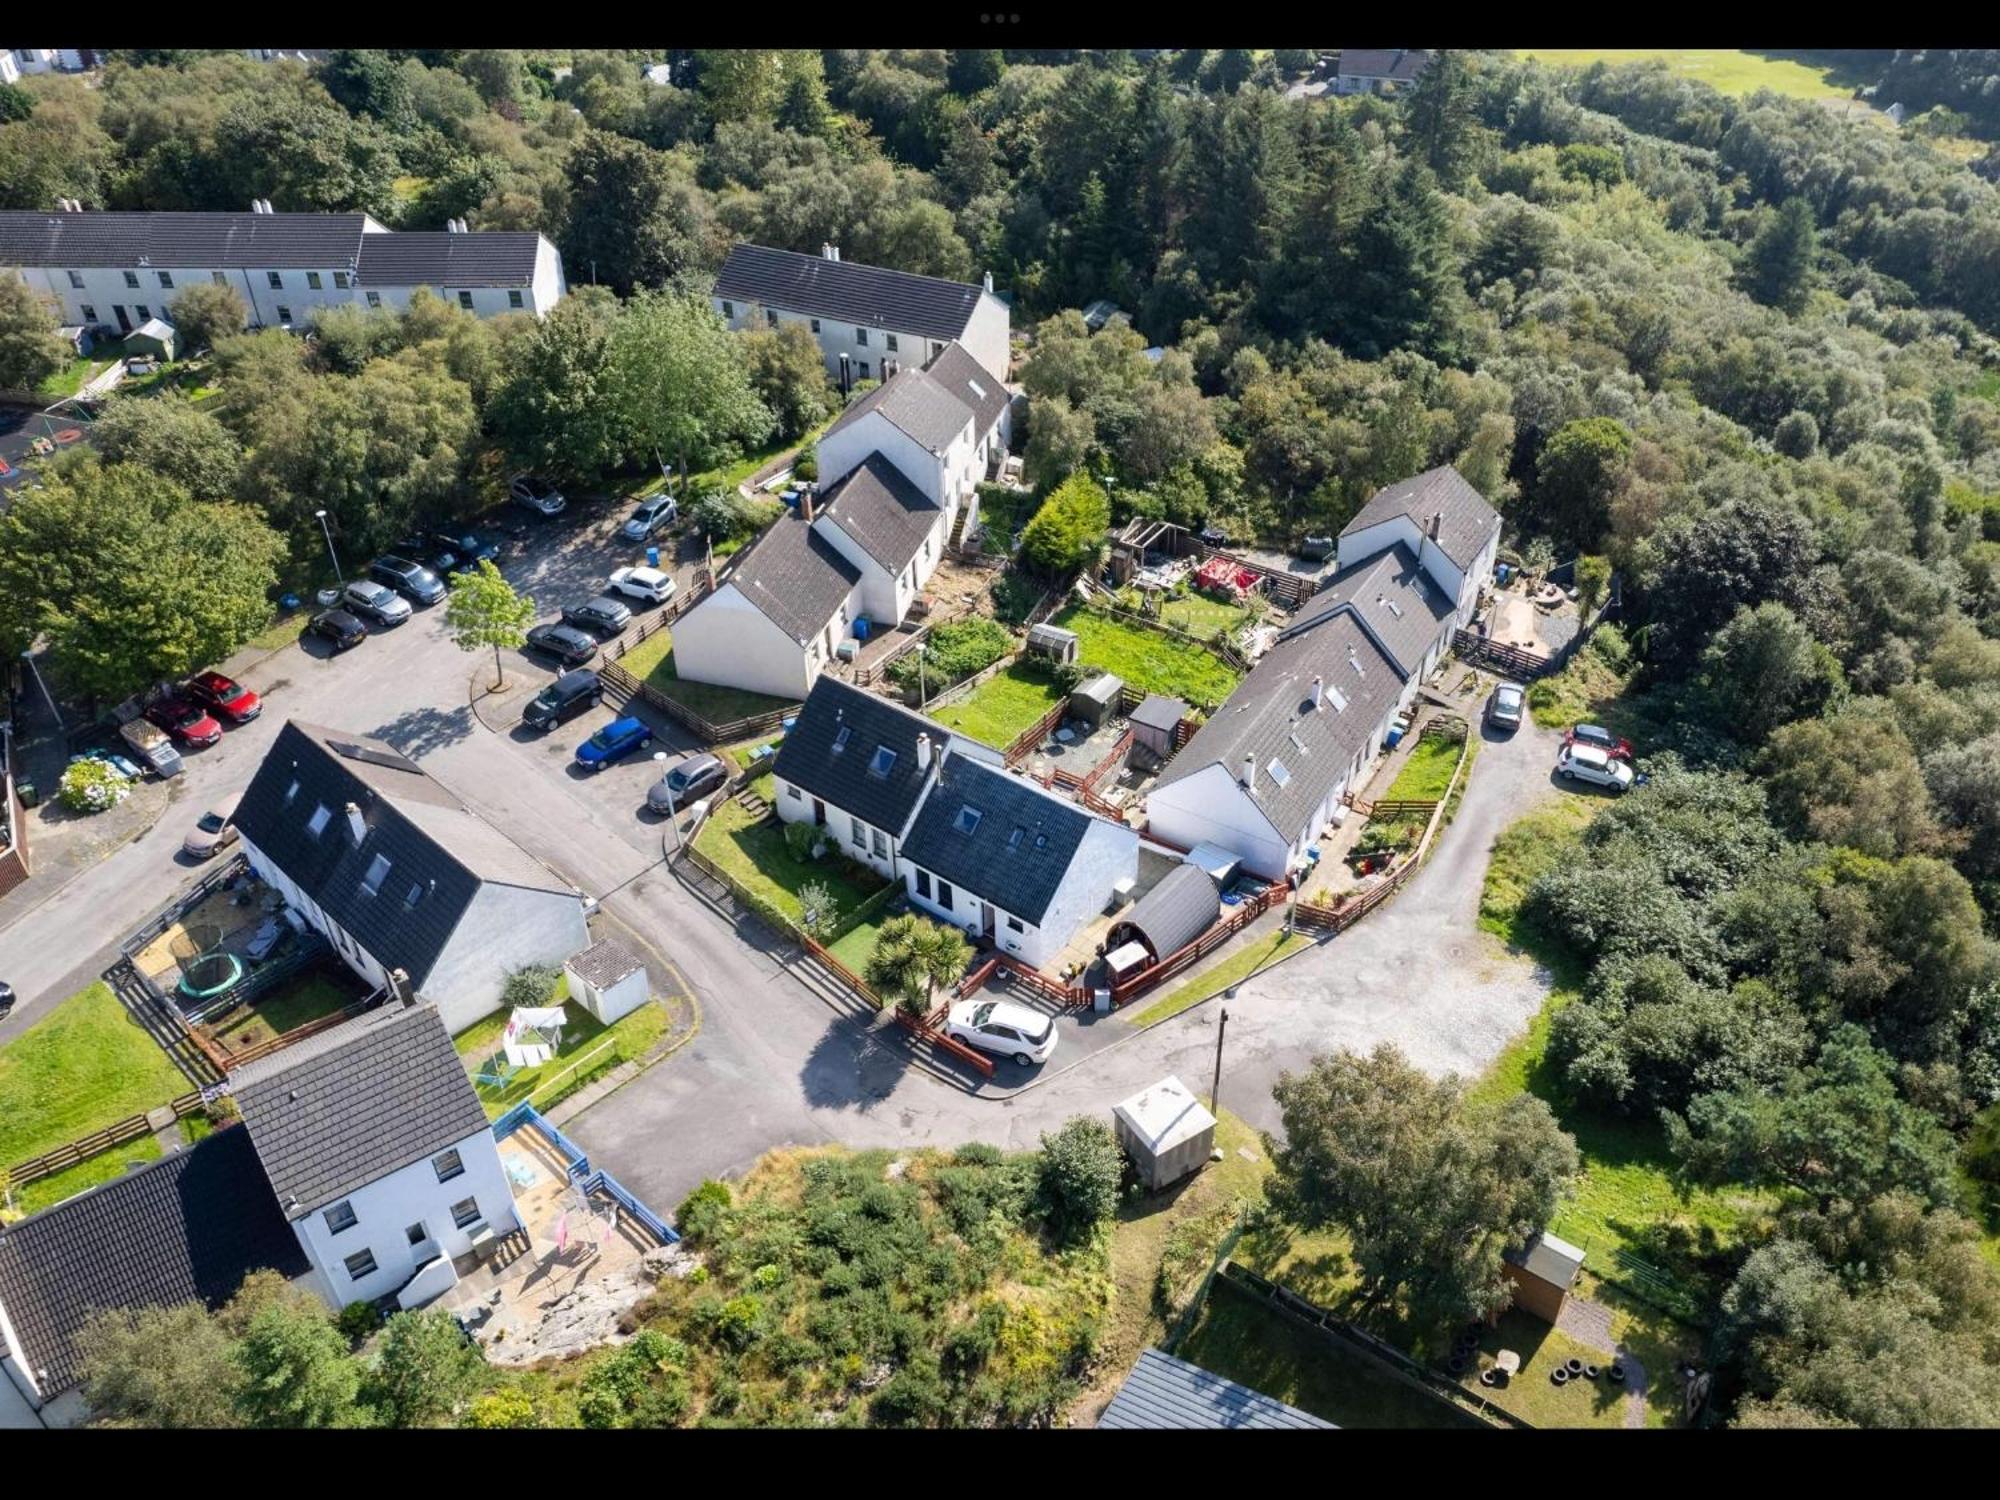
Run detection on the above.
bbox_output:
[178,949,244,1001]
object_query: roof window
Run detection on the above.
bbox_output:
[1288,732,1308,755]
[1327,684,1349,712]
[832,724,851,753]
[306,803,332,838]
[868,745,898,778]
[1007,825,1025,850]
[1266,759,1292,788]
[360,853,392,897]
[954,805,982,835]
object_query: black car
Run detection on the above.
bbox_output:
[525,622,600,668]
[521,668,603,730]
[398,530,502,575]
[369,556,447,606]
[308,607,368,651]
[561,596,633,637]
[0,981,14,1020]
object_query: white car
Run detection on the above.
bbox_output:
[509,474,567,516]
[945,998,1058,1068]
[607,565,677,605]
[1555,742,1634,795]
[621,493,678,542]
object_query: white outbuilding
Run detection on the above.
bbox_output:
[565,936,650,1025]
[1113,1074,1217,1192]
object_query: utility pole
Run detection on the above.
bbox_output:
[1210,1006,1229,1116]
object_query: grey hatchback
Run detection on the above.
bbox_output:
[647,753,727,814]
[1486,681,1525,733]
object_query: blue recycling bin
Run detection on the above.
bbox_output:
[853,617,871,641]
[646,545,660,568]
[1495,563,1514,586]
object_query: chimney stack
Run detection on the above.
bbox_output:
[345,801,366,847]
[1241,754,1256,793]
[917,733,932,771]
[1311,674,1324,710]
[982,270,994,294]
[800,485,815,523]
[821,243,840,262]
[388,967,416,1008]
[1429,510,1443,541]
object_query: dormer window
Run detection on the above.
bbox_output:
[868,745,897,778]
[359,853,392,896]
[306,803,332,838]
[953,804,982,835]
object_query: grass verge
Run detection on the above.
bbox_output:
[453,975,672,1119]
[617,629,798,725]
[692,771,892,950]
[8,1136,165,1218]
[1125,930,1314,1028]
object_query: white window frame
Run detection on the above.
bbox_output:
[306,271,323,290]
[458,290,475,310]
[211,270,227,285]
[507,289,523,308]
[66,270,84,288]
[267,271,284,290]
[306,803,332,838]
[334,270,350,289]
[365,290,382,308]
[157,270,173,289]
[855,327,868,346]
[123,270,140,288]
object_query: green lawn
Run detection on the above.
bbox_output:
[1179,1277,1486,1429]
[1053,605,1242,707]
[617,629,798,725]
[0,981,194,1172]
[1154,593,1251,639]
[926,661,1066,749]
[689,413,838,496]
[9,1136,165,1218]
[1514,49,1871,102]
[1126,930,1314,1027]
[1382,733,1462,803]
[243,611,309,655]
[726,734,784,771]
[452,977,672,1118]
[1474,797,1596,945]
[693,771,893,953]
[208,974,354,1054]
[36,355,104,399]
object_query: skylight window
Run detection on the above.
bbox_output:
[1288,732,1309,755]
[954,804,983,835]
[405,881,427,908]
[306,803,332,838]
[1327,684,1349,712]
[283,778,300,806]
[967,378,987,399]
[1348,652,1366,677]
[360,853,392,897]
[1266,759,1292,788]
[832,725,852,753]
[1007,825,1025,850]
[868,745,898,778]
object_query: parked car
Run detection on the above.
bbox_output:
[647,752,727,814]
[1199,522,1230,546]
[575,716,653,770]
[309,607,368,651]
[524,623,600,669]
[182,791,243,860]
[1485,681,1525,733]
[561,596,633,636]
[1555,742,1635,795]
[510,474,567,516]
[184,669,261,724]
[145,695,222,748]
[368,556,447,606]
[945,999,1058,1068]
[521,669,602,731]
[341,579,413,626]
[621,493,678,542]
[397,530,500,575]
[0,982,12,1020]
[1564,723,1634,761]
[607,565,676,606]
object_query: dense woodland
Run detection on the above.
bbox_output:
[6,48,2000,1427]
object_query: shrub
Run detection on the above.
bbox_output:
[502,964,559,1008]
[58,757,132,813]
[989,569,1043,625]
[336,1300,384,1342]
[797,878,841,934]
[716,1294,764,1350]
[1035,1117,1124,1247]
[792,446,818,483]
[783,820,829,862]
[870,1355,947,1427]
[690,487,781,545]
[1019,473,1111,575]
[887,617,1012,691]
[676,1179,733,1244]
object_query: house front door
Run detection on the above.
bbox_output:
[981,902,996,938]
[113,304,131,332]
[812,798,825,825]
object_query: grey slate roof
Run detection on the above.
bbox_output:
[924,340,1010,432]
[1291,543,1454,677]
[1155,608,1407,845]
[1116,862,1221,961]
[817,454,943,574]
[901,756,1105,926]
[1505,1230,1586,1290]
[725,513,862,644]
[230,721,567,991]
[715,242,985,343]
[0,1127,309,1396]
[822,363,975,455]
[0,210,375,270]
[771,676,942,838]
[232,1003,490,1217]
[1131,694,1188,734]
[1340,464,1499,572]
[1337,48,1432,82]
[355,231,543,288]
[1099,1347,1336,1430]
[568,935,644,990]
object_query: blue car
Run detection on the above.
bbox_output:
[575,716,653,771]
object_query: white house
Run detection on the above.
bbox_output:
[899,754,1139,969]
[232,1002,521,1311]
[1333,48,1432,95]
[1146,466,1498,880]
[0,207,565,338]
[714,241,1011,390]
[672,342,1011,703]
[5,50,85,77]
[231,720,592,1034]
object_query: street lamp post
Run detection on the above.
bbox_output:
[653,750,682,854]
[917,644,929,711]
[314,508,344,587]
[1211,1006,1229,1117]
[838,351,851,398]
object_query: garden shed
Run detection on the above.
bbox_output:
[1109,863,1219,964]
[564,936,649,1025]
[1501,1230,1586,1324]
[1130,693,1186,763]
[1113,1074,1216,1192]
[125,317,178,362]
[1026,622,1079,665]
[1069,671,1124,730]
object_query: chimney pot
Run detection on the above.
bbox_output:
[982,270,994,294]
[1429,510,1443,541]
[1311,674,1324,709]
[1242,753,1256,793]
[344,801,366,846]
[917,733,933,770]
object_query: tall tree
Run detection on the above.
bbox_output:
[91,393,243,501]
[740,318,833,441]
[947,49,1005,96]
[0,274,69,391]
[366,1309,486,1427]
[1403,49,1483,191]
[1532,416,1633,552]
[1745,197,1818,315]
[233,1299,364,1429]
[320,49,414,126]
[486,288,628,482]
[444,559,537,690]
[74,1302,244,1429]
[607,289,773,491]
[166,281,248,353]
[561,131,713,296]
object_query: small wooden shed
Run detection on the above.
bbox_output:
[564,936,649,1025]
[126,317,179,362]
[1069,671,1124,730]
[1501,1230,1586,1324]
[1129,693,1186,764]
[1113,1074,1216,1192]
[1027,622,1079,665]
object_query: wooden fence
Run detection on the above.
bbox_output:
[209,994,382,1073]
[1001,697,1074,767]
[1113,519,1325,611]
[9,1090,209,1186]
[1452,629,1554,681]
[1095,883,1289,1009]
[601,580,802,744]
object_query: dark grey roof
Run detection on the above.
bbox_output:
[231,722,566,990]
[232,1004,490,1217]
[1155,609,1407,845]
[1340,464,1499,572]
[901,756,1104,925]
[771,676,942,837]
[1115,863,1221,961]
[1099,1347,1336,1430]
[1131,694,1188,733]
[0,210,373,270]
[567,935,644,990]
[355,231,542,288]
[822,363,974,455]
[715,242,985,343]
[0,1127,309,1396]
[1337,48,1432,82]
[817,454,943,573]
[725,513,862,644]
[1291,544,1454,677]
[1505,1230,1586,1290]
[924,340,1009,431]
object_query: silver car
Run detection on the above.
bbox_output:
[621,493,678,541]
[182,791,243,860]
[647,753,727,814]
[1486,681,1525,732]
[341,579,413,625]
[509,473,567,516]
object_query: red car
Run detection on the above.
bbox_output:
[1564,723,1634,761]
[184,670,262,724]
[145,696,222,748]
